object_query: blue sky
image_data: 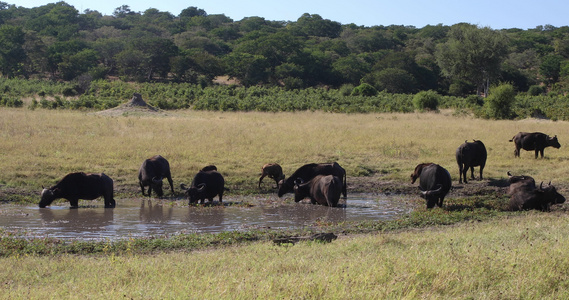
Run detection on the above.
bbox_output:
[15,0,569,30]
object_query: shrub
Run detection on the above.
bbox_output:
[413,90,440,111]
[528,85,545,96]
[351,83,377,96]
[484,83,516,119]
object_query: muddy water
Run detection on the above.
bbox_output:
[0,193,417,241]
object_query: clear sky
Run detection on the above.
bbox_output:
[14,0,569,30]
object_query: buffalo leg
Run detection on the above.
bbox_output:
[470,166,475,180]
[258,174,266,188]
[69,198,79,208]
[140,183,147,196]
[437,197,444,208]
[167,177,174,195]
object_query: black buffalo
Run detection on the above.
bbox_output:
[39,172,116,208]
[410,163,452,209]
[509,132,560,158]
[293,175,343,207]
[259,163,285,188]
[507,172,566,211]
[138,155,174,197]
[200,165,218,172]
[456,139,487,184]
[180,170,226,204]
[278,162,347,197]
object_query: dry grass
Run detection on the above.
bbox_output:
[1,108,567,193]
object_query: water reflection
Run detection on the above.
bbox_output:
[0,193,416,240]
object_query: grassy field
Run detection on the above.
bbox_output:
[1,108,567,196]
[2,108,569,298]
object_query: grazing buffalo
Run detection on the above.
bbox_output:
[278,162,347,197]
[509,132,560,158]
[456,139,487,184]
[293,175,343,207]
[39,172,116,208]
[259,163,285,188]
[410,163,452,209]
[180,170,226,204]
[138,155,174,197]
[507,172,566,211]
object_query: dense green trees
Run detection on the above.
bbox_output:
[1,1,569,97]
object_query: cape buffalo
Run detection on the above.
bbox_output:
[278,162,347,197]
[411,163,452,209]
[180,170,226,204]
[138,155,174,197]
[293,175,343,207]
[39,172,116,208]
[259,163,285,188]
[456,139,487,184]
[509,132,560,158]
[507,172,566,211]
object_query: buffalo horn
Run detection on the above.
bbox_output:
[197,183,206,191]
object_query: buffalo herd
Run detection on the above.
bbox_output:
[39,131,565,212]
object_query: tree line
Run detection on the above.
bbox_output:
[1,1,569,97]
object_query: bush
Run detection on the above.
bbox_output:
[484,83,516,119]
[413,90,440,111]
[351,83,378,96]
[528,85,545,96]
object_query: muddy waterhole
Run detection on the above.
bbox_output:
[0,193,418,240]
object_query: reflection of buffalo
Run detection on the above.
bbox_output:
[180,170,227,204]
[456,140,487,184]
[139,200,173,223]
[411,163,452,209]
[294,175,342,207]
[278,162,347,197]
[259,163,285,188]
[138,155,175,197]
[509,132,560,158]
[40,172,115,208]
[39,207,114,229]
[507,172,566,211]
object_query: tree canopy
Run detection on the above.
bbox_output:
[1,2,569,95]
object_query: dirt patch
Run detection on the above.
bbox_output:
[95,93,169,117]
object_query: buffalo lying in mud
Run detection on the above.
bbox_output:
[507,171,566,211]
[509,132,560,158]
[180,170,227,204]
[39,172,116,208]
[411,163,452,209]
[278,162,347,197]
[456,139,487,184]
[259,163,285,188]
[293,175,343,207]
[138,155,174,197]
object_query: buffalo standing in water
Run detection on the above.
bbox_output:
[293,175,343,207]
[509,132,560,158]
[456,139,487,184]
[278,162,347,197]
[507,172,566,211]
[39,172,116,208]
[410,163,452,209]
[180,170,227,204]
[138,155,175,197]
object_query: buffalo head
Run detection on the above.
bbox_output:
[181,183,207,204]
[39,187,61,208]
[549,135,561,149]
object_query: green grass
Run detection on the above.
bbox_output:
[2,212,569,299]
